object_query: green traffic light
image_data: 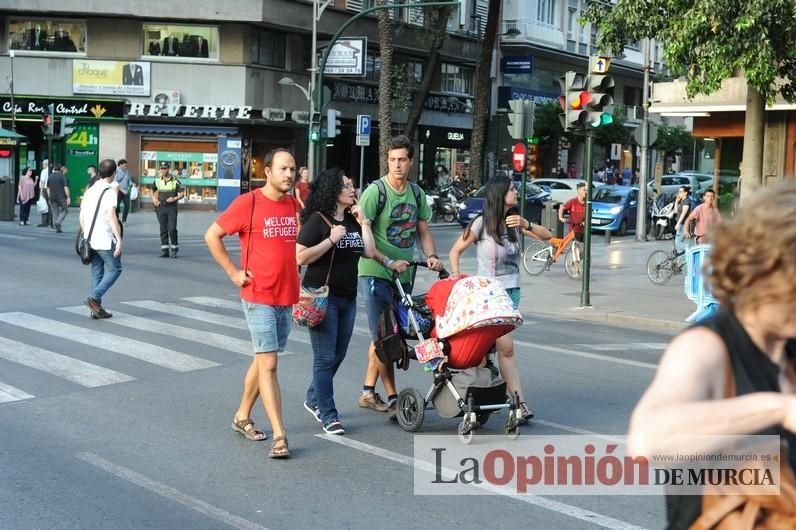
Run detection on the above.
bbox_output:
[590,112,614,128]
[310,131,320,142]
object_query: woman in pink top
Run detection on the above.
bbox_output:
[685,188,722,243]
[16,167,36,226]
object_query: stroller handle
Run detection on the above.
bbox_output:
[409,260,450,280]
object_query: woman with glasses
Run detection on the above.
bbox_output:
[296,168,374,435]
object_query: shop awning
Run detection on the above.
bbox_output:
[128,124,239,135]
[0,128,27,139]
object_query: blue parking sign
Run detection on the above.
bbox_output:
[357,114,371,136]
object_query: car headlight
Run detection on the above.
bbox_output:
[609,206,623,214]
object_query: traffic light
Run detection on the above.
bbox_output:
[507,99,525,140]
[309,111,321,142]
[522,100,535,140]
[527,143,539,179]
[325,108,341,139]
[41,113,53,136]
[558,71,589,131]
[586,73,615,127]
[60,117,76,138]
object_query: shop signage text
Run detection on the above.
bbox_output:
[332,81,471,114]
[324,38,366,76]
[419,126,471,147]
[0,96,125,119]
[501,56,533,74]
[128,102,253,120]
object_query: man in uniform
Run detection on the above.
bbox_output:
[152,163,184,258]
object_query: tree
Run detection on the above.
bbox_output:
[532,101,564,142]
[652,124,694,170]
[377,0,396,176]
[469,0,501,187]
[583,0,796,201]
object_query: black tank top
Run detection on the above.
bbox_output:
[665,310,796,529]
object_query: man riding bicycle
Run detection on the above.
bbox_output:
[558,182,586,266]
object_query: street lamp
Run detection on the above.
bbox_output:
[8,50,15,131]
[279,76,315,177]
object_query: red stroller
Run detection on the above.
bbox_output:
[391,263,525,442]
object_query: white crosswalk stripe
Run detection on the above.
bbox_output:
[123,300,246,329]
[58,306,252,356]
[573,342,667,352]
[181,297,241,311]
[0,312,219,372]
[0,336,135,387]
[0,382,35,403]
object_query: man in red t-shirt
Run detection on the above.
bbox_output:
[294,166,310,209]
[205,148,299,459]
[559,182,587,243]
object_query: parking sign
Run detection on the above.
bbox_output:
[356,114,371,146]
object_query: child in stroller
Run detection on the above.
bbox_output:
[386,262,526,442]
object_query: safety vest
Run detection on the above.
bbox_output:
[155,178,180,204]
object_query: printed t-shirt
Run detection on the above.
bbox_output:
[470,216,521,290]
[80,181,118,250]
[357,176,431,283]
[562,197,586,233]
[296,211,364,298]
[216,190,299,306]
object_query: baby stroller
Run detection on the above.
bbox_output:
[386,263,525,443]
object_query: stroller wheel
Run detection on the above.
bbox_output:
[458,421,474,445]
[396,388,425,432]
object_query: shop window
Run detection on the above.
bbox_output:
[441,63,473,96]
[365,55,381,82]
[142,23,219,60]
[139,139,220,206]
[8,17,85,53]
[252,29,286,68]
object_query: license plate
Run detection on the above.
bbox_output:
[592,218,606,225]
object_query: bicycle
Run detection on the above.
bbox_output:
[522,228,583,279]
[646,247,686,285]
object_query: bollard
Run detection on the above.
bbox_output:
[604,229,612,245]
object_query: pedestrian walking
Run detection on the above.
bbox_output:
[16,167,36,226]
[151,163,184,258]
[115,159,132,226]
[357,135,442,419]
[627,183,796,529]
[37,159,51,227]
[297,168,375,435]
[47,163,70,233]
[673,186,691,255]
[684,188,721,244]
[448,175,551,423]
[80,159,123,319]
[204,148,300,459]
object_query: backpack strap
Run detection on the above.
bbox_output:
[374,178,424,218]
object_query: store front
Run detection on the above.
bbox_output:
[418,125,472,189]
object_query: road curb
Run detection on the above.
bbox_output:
[524,308,688,332]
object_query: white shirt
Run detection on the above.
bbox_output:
[80,180,118,250]
[39,167,49,189]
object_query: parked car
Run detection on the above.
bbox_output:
[529,178,598,203]
[647,174,702,197]
[458,182,551,227]
[590,185,640,236]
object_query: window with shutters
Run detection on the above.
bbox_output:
[441,62,473,96]
[251,29,286,68]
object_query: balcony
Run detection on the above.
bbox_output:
[502,19,565,50]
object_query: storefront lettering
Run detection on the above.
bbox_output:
[331,81,472,114]
[447,132,464,141]
[128,102,254,120]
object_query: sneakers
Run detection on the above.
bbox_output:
[388,401,398,422]
[518,401,534,424]
[358,391,389,412]
[303,401,321,423]
[323,420,345,435]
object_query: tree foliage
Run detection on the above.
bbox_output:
[593,106,631,146]
[652,124,694,154]
[583,0,796,102]
[532,101,565,142]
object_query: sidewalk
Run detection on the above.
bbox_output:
[515,237,692,331]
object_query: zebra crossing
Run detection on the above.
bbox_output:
[0,296,309,405]
[573,342,668,352]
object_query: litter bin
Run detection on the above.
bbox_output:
[540,201,565,238]
[0,175,15,221]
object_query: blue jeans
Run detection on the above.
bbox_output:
[90,245,122,304]
[306,294,357,425]
[674,226,686,255]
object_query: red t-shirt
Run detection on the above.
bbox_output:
[295,181,310,204]
[216,191,300,306]
[562,198,586,233]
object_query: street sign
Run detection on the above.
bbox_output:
[356,114,371,146]
[633,122,659,145]
[611,143,622,160]
[512,142,527,172]
[589,55,611,74]
[356,114,371,136]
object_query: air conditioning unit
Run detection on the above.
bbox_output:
[152,89,181,106]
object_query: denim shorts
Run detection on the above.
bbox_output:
[359,276,410,342]
[506,287,521,310]
[241,300,292,353]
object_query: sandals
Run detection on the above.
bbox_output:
[518,402,534,423]
[269,435,290,459]
[232,415,267,441]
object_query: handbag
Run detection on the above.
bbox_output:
[75,188,110,265]
[292,213,336,327]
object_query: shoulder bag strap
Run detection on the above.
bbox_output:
[86,188,110,240]
[244,192,255,274]
[316,212,337,286]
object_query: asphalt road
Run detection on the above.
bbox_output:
[0,215,674,529]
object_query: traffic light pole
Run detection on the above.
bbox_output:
[519,166,526,252]
[580,129,594,308]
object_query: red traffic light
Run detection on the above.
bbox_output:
[42,114,52,125]
[571,91,592,109]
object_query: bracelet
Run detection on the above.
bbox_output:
[328,237,335,246]
[428,254,439,260]
[384,258,394,269]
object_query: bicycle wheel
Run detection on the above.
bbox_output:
[522,240,550,275]
[564,241,583,280]
[646,250,674,285]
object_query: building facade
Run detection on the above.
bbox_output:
[0,0,481,209]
